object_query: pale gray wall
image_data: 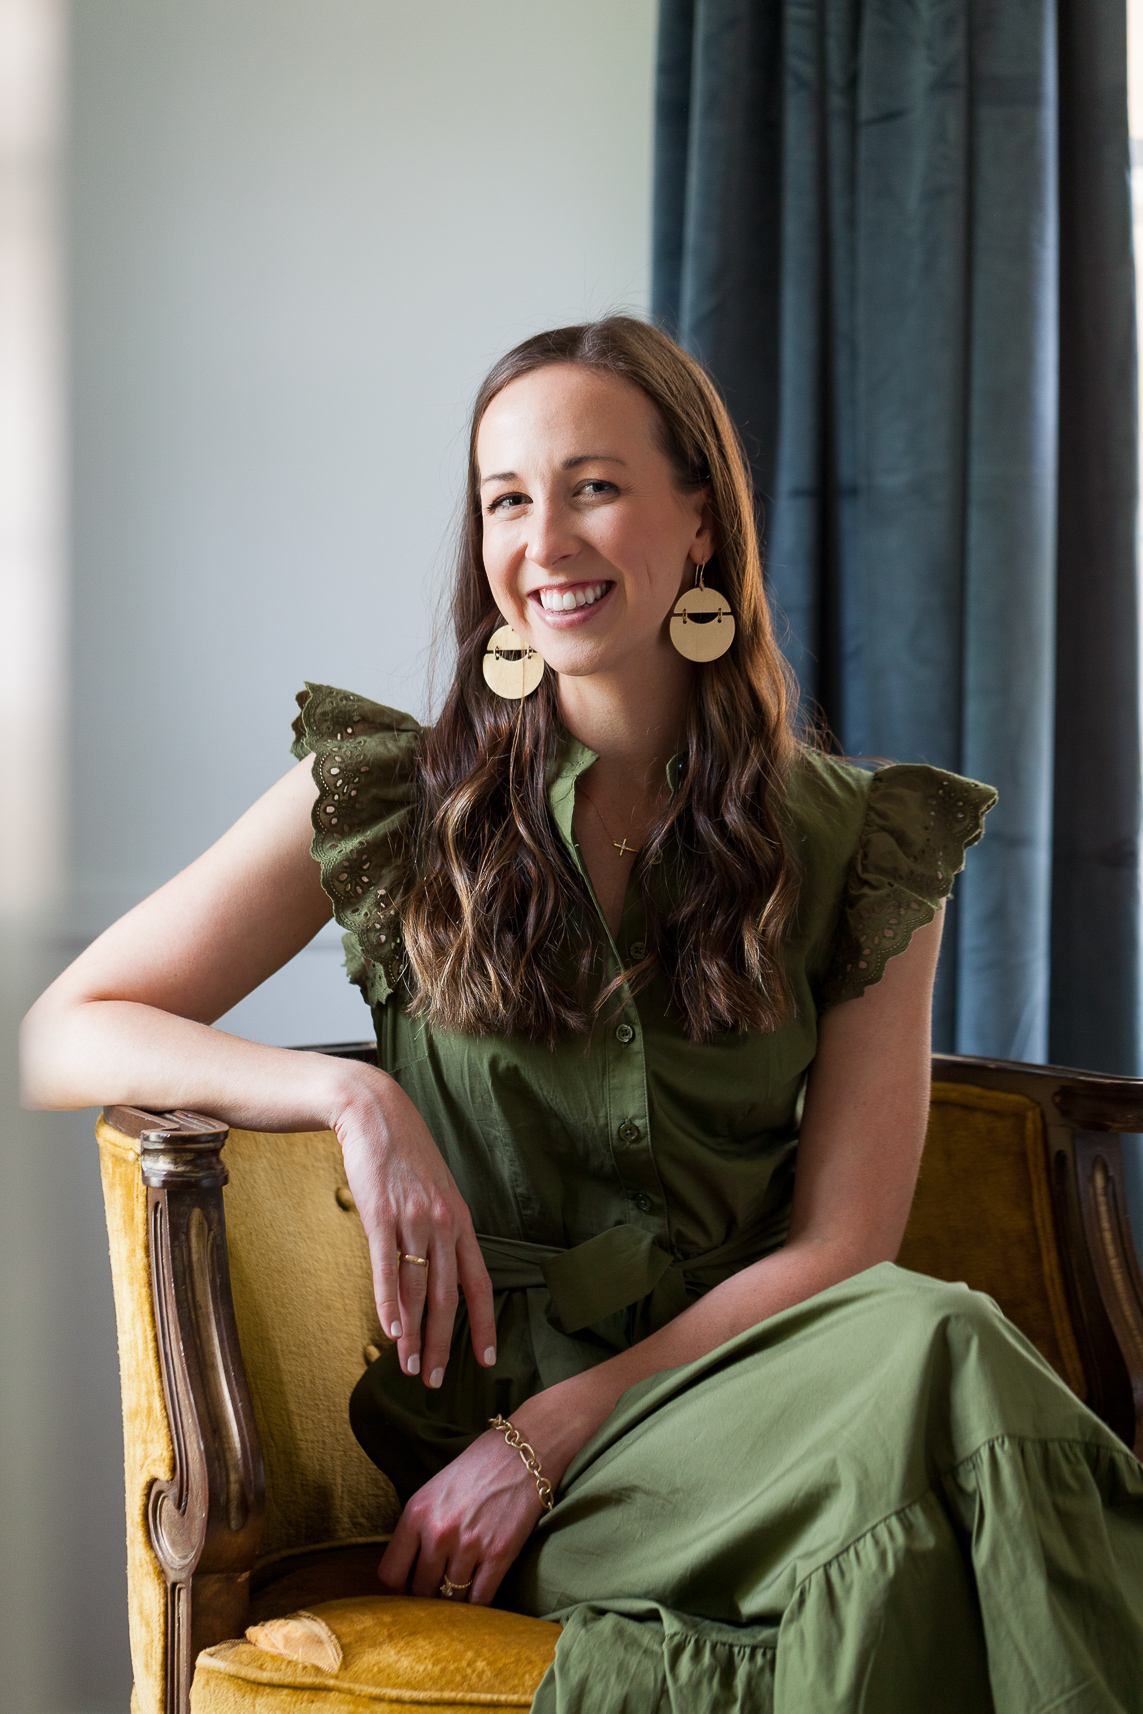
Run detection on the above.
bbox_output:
[69,0,656,1049]
[10,5,655,1710]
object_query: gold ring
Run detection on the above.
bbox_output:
[400,1253,428,1268]
[439,1574,472,1599]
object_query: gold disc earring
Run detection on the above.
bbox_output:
[669,562,735,662]
[482,623,545,699]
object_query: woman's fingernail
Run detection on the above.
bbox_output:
[484,1346,497,1366]
[389,1321,402,1339]
[407,1353,420,1375]
[429,1367,444,1388]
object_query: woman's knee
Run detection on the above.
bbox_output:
[866,1263,1006,1345]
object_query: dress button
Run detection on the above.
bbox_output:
[615,1023,635,1044]
[632,1192,652,1213]
[617,1121,640,1144]
[629,941,646,960]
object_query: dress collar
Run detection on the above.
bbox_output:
[548,733,599,859]
[547,728,685,862]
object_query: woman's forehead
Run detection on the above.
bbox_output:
[476,365,659,469]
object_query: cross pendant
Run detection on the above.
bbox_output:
[612,838,637,856]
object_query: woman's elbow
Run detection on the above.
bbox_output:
[19,993,84,1110]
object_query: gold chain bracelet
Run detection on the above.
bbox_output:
[488,1414,554,1512]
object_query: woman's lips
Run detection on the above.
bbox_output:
[529,580,615,626]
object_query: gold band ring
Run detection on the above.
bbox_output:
[400,1252,429,1268]
[439,1574,472,1599]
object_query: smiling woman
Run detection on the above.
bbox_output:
[403,321,800,1044]
[21,315,1143,1712]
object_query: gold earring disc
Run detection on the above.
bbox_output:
[669,585,736,662]
[482,624,545,698]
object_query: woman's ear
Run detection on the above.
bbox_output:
[688,488,717,566]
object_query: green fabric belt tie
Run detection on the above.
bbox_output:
[477,1222,779,1338]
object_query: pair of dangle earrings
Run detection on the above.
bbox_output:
[481,561,736,701]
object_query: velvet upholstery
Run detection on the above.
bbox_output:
[218,1125,400,1553]
[898,1083,1086,1394]
[191,1599,559,1713]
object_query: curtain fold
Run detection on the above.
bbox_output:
[654,0,1140,1072]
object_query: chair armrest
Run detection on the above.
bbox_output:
[105,1105,265,1714]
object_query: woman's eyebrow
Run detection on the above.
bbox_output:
[479,454,628,486]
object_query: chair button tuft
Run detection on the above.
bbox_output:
[363,1343,382,1366]
[335,1185,356,1212]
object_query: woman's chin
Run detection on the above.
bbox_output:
[543,635,671,686]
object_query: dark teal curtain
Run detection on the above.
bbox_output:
[654,0,1141,1072]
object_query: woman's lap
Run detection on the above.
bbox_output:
[504,1264,1143,1713]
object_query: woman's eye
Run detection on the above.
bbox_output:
[488,492,527,514]
[580,480,618,498]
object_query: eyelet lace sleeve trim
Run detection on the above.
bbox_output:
[821,764,998,1007]
[291,683,422,1007]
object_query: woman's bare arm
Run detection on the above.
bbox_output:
[379,906,944,1604]
[21,759,335,1116]
[20,757,496,1383]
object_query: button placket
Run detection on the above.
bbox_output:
[604,926,666,1231]
[552,755,666,1232]
[597,992,657,1221]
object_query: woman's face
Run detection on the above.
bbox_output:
[476,363,713,682]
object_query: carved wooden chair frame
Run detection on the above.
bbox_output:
[104,1048,1143,1714]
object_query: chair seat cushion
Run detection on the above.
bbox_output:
[191,1596,559,1713]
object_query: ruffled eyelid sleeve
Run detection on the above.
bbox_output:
[821,764,998,1007]
[291,684,422,1006]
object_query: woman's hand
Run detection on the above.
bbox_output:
[332,1064,496,1388]
[377,1428,546,1605]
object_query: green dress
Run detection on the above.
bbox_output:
[292,683,1143,1714]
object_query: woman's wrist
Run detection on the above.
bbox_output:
[510,1373,618,1488]
[311,1052,396,1132]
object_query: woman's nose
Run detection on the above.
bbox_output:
[525,499,579,570]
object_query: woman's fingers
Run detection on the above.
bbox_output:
[457,1228,497,1368]
[410,1536,449,1599]
[421,1241,460,1387]
[372,1234,403,1343]
[392,1215,493,1387]
[468,1556,507,1607]
[396,1247,431,1375]
[376,1515,419,1594]
[437,1554,479,1604]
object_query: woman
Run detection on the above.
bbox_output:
[22,318,1143,1711]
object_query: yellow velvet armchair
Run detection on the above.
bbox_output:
[97,1047,1143,1714]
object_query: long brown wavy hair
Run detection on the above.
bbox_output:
[400,316,801,1045]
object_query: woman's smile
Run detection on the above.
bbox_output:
[531,579,615,623]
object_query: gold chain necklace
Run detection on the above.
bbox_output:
[577,788,642,857]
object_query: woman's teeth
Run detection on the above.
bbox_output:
[539,582,608,612]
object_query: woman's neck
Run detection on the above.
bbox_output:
[556,645,693,795]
